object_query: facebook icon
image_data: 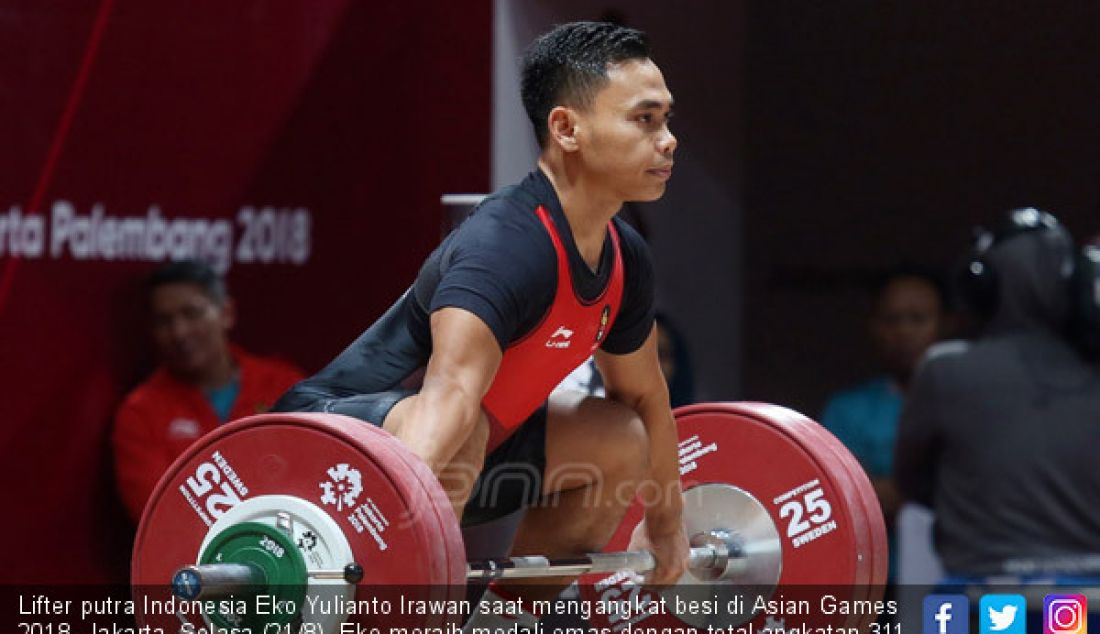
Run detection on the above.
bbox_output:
[925,595,970,634]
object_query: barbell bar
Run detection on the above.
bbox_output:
[171,527,742,602]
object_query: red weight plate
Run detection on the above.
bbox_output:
[348,421,463,581]
[259,414,456,595]
[683,402,887,610]
[732,403,890,630]
[579,402,886,632]
[784,407,889,578]
[674,405,871,631]
[734,405,881,591]
[345,417,467,626]
[132,413,456,631]
[817,438,889,632]
[352,419,469,609]
[686,402,884,626]
[246,413,467,624]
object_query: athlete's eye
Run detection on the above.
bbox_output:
[635,111,672,126]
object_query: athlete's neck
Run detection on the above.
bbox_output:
[538,157,620,271]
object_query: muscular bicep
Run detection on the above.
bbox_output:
[595,325,668,410]
[391,307,502,475]
[423,307,503,400]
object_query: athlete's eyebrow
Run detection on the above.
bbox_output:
[630,99,674,112]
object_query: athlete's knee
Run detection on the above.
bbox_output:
[601,400,649,480]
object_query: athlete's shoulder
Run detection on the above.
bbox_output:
[423,175,561,347]
[611,216,651,251]
[464,172,552,228]
[468,186,530,219]
[610,215,654,277]
[447,175,558,259]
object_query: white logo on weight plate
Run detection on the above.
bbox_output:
[319,463,363,511]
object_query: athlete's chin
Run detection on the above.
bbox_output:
[630,183,668,202]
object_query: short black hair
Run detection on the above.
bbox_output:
[521,21,650,147]
[146,259,227,305]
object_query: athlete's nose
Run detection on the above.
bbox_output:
[658,124,677,156]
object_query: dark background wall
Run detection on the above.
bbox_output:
[496,1,1100,415]
[0,0,490,583]
[741,2,1100,415]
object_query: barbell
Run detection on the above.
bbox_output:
[131,402,887,632]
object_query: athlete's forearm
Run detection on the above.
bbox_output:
[640,402,685,533]
[397,380,486,475]
[401,307,500,475]
[608,387,684,531]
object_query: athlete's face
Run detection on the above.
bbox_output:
[150,282,234,381]
[573,58,676,202]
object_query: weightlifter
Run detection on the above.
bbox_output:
[274,21,688,630]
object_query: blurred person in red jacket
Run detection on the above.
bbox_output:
[112,259,302,522]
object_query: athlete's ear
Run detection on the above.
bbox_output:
[547,106,580,153]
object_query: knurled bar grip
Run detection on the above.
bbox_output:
[465,543,723,580]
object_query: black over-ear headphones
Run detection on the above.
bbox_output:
[957,207,1100,360]
[1069,243,1100,359]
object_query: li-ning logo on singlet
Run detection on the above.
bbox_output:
[545,325,574,349]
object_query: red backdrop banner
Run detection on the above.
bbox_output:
[0,0,491,583]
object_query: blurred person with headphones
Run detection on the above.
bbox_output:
[895,208,1100,580]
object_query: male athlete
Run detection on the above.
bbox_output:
[275,21,687,628]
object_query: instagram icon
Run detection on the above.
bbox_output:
[1045,595,1087,634]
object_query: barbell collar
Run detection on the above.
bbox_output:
[172,562,364,601]
[307,563,365,583]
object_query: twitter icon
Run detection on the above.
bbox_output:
[981,594,1027,634]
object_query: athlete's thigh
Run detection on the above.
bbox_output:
[542,390,648,496]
